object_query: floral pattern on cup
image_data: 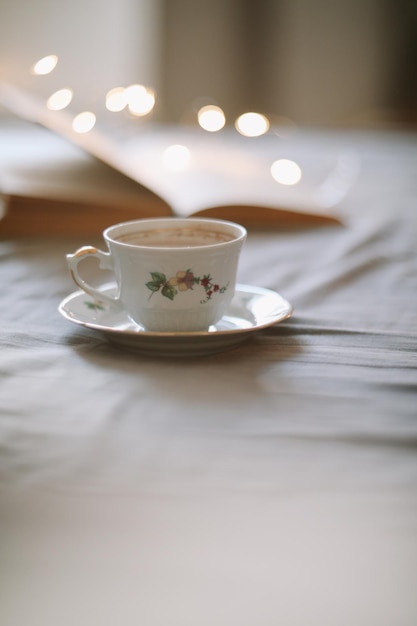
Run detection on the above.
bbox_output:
[146,270,228,303]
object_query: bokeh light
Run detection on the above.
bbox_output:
[46,88,73,111]
[105,87,127,112]
[31,54,58,75]
[72,111,96,133]
[270,159,302,185]
[197,105,226,132]
[235,112,270,137]
[125,84,156,116]
[162,144,191,171]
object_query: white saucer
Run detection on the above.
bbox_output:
[58,284,293,357]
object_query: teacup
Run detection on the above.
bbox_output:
[66,217,247,332]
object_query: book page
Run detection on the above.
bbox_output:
[0,83,171,216]
[0,82,359,228]
[0,117,168,212]
[120,126,359,224]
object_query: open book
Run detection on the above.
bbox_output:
[0,82,358,237]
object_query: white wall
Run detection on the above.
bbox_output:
[0,0,413,128]
[160,0,402,128]
[270,0,391,126]
[0,0,162,113]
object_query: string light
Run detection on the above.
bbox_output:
[270,159,302,185]
[162,145,191,171]
[105,87,127,112]
[30,54,292,147]
[72,112,96,133]
[125,84,156,116]
[46,88,73,111]
[197,105,226,132]
[235,112,270,137]
[31,54,58,75]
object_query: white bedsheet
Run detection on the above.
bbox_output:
[1,128,417,626]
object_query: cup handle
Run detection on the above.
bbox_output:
[66,246,119,306]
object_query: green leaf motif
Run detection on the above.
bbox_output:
[161,284,177,300]
[145,269,227,303]
[151,272,166,283]
[146,281,161,293]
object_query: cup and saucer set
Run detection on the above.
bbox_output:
[59,218,293,357]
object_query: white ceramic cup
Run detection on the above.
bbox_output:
[66,217,247,332]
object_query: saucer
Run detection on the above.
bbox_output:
[58,284,293,357]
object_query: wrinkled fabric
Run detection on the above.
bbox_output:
[1,130,417,626]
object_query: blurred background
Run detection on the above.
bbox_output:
[0,0,416,130]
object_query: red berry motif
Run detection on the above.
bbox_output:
[146,270,228,303]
